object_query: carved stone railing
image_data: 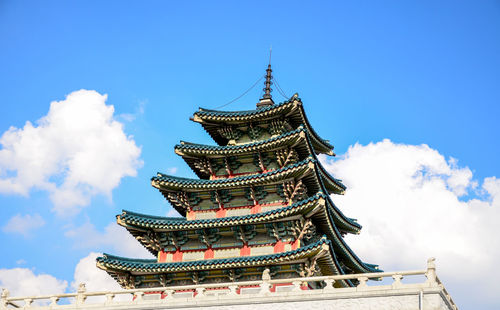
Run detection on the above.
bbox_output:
[0,258,458,310]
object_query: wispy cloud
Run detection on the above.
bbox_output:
[2,214,45,237]
[64,221,152,258]
[15,259,26,265]
[119,99,147,122]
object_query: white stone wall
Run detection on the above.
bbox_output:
[1,286,454,310]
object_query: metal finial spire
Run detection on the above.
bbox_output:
[262,64,273,100]
[257,48,275,108]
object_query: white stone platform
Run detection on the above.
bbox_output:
[0,258,457,310]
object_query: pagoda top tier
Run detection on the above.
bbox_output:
[192,95,334,155]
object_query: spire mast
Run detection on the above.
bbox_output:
[257,47,275,108]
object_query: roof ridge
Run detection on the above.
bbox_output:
[174,125,307,150]
[196,97,296,114]
[153,156,316,183]
[119,193,327,225]
[120,210,187,221]
[98,237,329,267]
[100,253,156,263]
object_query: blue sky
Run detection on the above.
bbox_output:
[0,1,499,309]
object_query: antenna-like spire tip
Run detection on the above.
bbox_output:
[269,46,272,65]
[257,54,275,108]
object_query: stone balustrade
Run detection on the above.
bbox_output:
[0,258,458,310]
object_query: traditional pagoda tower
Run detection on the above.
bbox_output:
[97,64,379,290]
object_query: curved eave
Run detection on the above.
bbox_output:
[113,199,378,278]
[96,237,351,287]
[175,126,307,156]
[294,103,335,155]
[152,156,360,234]
[299,134,359,234]
[152,156,345,196]
[175,127,315,179]
[152,157,316,192]
[118,194,324,233]
[192,96,334,155]
[312,198,380,274]
[193,99,296,123]
[97,238,329,274]
[317,169,345,195]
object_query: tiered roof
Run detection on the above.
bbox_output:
[192,95,334,155]
[97,65,379,289]
[152,157,344,194]
[97,237,355,285]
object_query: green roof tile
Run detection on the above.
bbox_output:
[119,194,325,229]
[97,237,329,271]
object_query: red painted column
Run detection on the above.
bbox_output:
[274,240,285,253]
[172,249,183,262]
[158,251,167,263]
[204,248,214,259]
[250,204,261,214]
[240,244,251,256]
[216,208,226,218]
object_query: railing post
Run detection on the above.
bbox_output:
[357,276,368,289]
[228,285,238,296]
[425,257,437,285]
[134,291,144,302]
[105,293,115,305]
[76,283,86,305]
[195,287,205,298]
[259,268,272,295]
[259,281,272,295]
[162,289,174,300]
[292,280,302,292]
[24,298,33,308]
[49,296,60,306]
[392,274,403,288]
[1,289,9,309]
[323,278,335,291]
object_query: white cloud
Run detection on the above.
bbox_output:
[2,213,45,236]
[0,253,130,303]
[65,221,152,258]
[64,222,152,300]
[71,252,132,302]
[72,252,120,292]
[0,90,143,216]
[0,268,67,298]
[320,139,500,307]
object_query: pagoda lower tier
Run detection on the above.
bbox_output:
[109,194,378,280]
[97,237,363,289]
[151,157,359,235]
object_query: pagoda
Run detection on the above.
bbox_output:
[96,64,380,290]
